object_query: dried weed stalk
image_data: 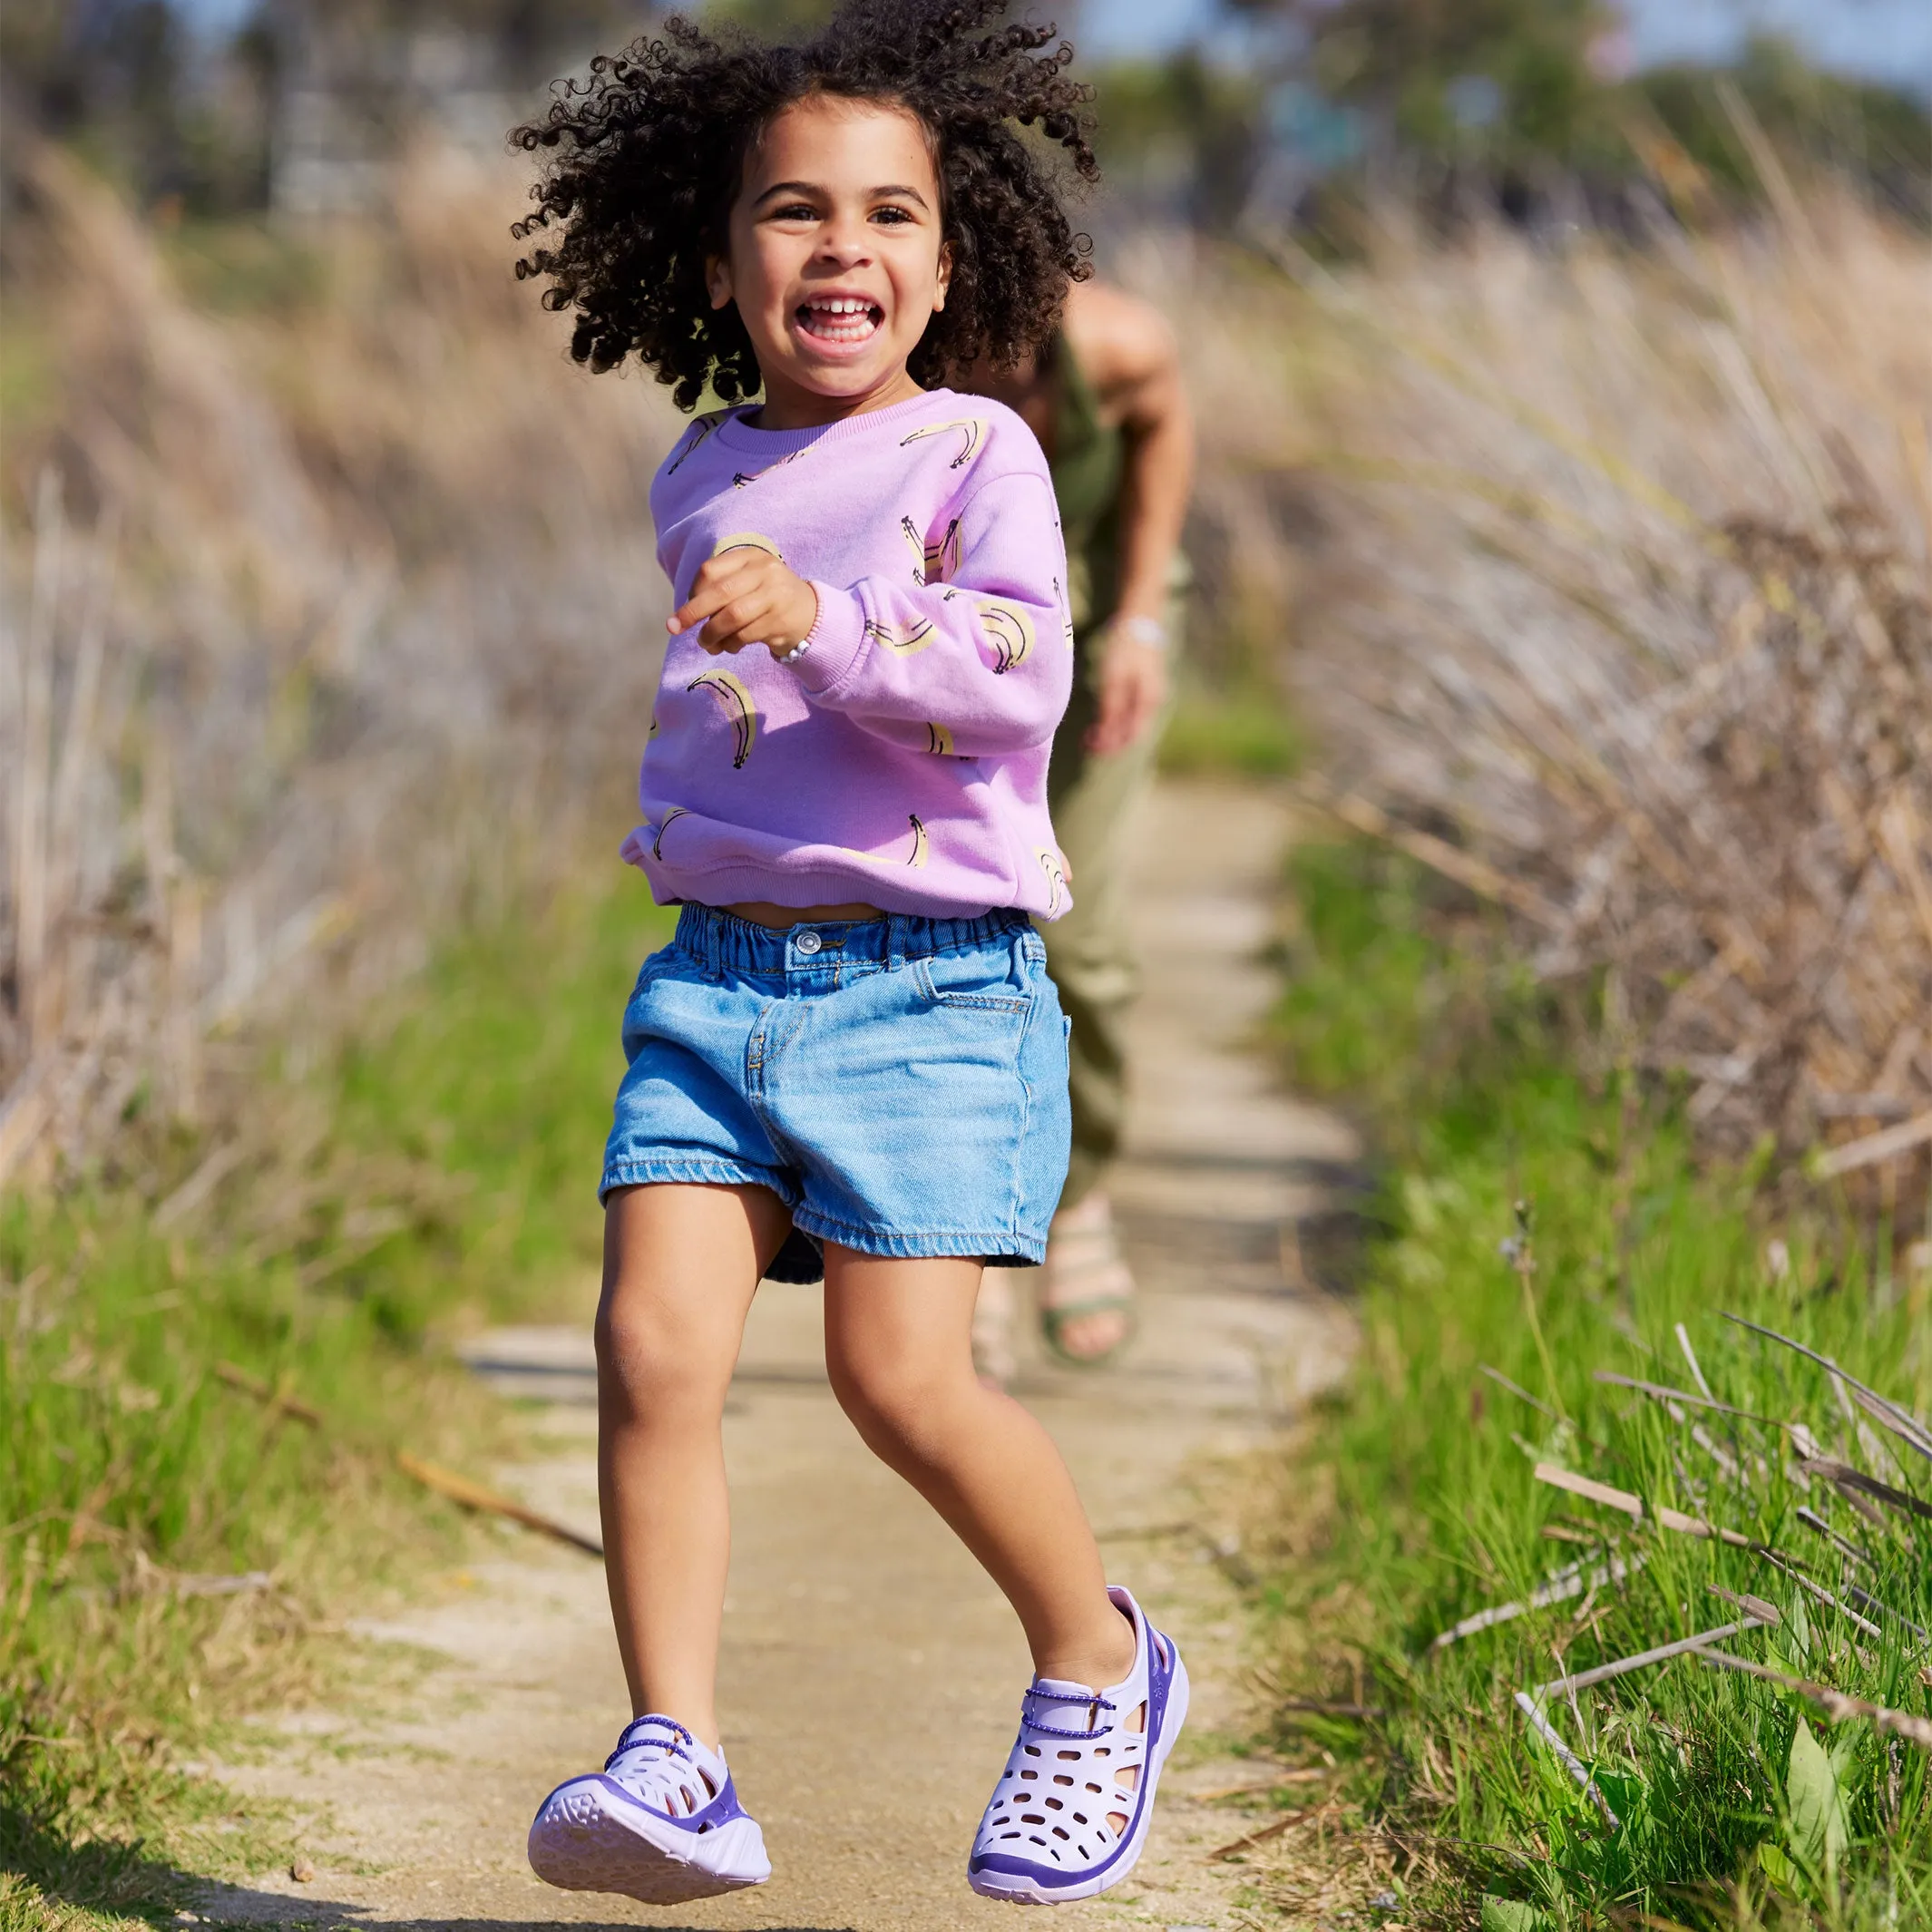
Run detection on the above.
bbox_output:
[0,143,676,1190]
[1226,194,1932,1182]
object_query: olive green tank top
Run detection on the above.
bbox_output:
[1046,333,1126,636]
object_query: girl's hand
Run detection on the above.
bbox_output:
[668,550,820,658]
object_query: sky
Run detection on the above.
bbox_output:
[1081,0,1932,88]
[170,0,1932,93]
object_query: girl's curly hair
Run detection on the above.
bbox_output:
[510,0,1097,408]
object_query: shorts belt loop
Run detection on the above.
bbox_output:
[887,913,906,973]
[705,909,722,979]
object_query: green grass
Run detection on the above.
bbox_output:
[1157,680,1307,779]
[1257,842,1931,1930]
[1,871,672,1927]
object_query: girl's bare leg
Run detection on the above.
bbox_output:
[821,1246,1137,1692]
[597,1182,792,1751]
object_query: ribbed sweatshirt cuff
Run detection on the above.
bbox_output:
[789,583,870,698]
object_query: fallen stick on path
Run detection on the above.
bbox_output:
[1192,1770,1332,1802]
[395,1453,604,1559]
[1693,1648,1932,1750]
[1207,1801,1335,1861]
[213,1359,601,1557]
[213,1361,324,1428]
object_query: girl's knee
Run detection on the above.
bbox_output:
[828,1349,970,1460]
[596,1293,731,1418]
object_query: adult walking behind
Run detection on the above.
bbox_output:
[963,277,1195,1376]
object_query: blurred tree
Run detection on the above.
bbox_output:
[1,0,274,211]
[1635,33,1930,220]
[1089,54,1267,229]
[1227,0,1618,171]
[708,0,837,32]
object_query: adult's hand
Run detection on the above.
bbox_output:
[1085,622,1169,757]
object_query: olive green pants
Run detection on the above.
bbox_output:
[1040,663,1170,1215]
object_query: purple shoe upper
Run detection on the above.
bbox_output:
[970,1590,1181,1891]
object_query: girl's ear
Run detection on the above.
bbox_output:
[933,240,953,313]
[706,254,734,311]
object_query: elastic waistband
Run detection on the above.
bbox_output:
[673,903,1031,976]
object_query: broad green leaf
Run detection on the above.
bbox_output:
[1480,1899,1546,1932]
[1757,1840,1798,1894]
[1591,1770,1646,1835]
[1785,1716,1849,1878]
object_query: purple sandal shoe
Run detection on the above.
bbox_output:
[528,1713,770,1905]
[969,1586,1189,1903]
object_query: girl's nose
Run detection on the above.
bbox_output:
[815,218,873,266]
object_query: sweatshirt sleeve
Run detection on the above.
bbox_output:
[785,469,1073,757]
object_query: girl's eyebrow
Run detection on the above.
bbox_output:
[753,181,932,210]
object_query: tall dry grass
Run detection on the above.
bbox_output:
[1174,191,1932,1194]
[0,142,677,1193]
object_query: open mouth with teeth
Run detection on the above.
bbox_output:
[796,295,885,345]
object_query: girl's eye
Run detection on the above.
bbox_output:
[770,202,818,221]
[872,206,914,225]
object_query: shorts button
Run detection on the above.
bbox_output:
[795,931,823,956]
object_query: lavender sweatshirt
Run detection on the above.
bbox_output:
[623,388,1076,920]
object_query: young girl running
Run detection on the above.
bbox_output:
[508,0,1186,1910]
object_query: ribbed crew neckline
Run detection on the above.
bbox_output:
[712,386,956,456]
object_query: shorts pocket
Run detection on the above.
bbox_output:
[912,943,1033,1016]
[619,944,688,1056]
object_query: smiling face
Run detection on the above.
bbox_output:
[707,94,951,431]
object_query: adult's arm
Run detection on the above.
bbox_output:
[1062,281,1195,755]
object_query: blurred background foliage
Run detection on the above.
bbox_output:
[2,0,1926,233]
[4,5,1928,1925]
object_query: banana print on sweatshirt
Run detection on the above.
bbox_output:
[629,389,1074,921]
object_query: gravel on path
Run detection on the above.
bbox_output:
[203,779,1360,1931]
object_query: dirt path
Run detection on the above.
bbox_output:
[204,779,1360,1932]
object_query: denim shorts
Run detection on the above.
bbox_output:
[601,904,1071,1276]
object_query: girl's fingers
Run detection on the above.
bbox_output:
[668,552,767,634]
[698,590,783,653]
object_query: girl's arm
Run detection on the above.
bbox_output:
[788,471,1073,757]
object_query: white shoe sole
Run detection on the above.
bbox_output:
[528,1775,770,1904]
[969,1651,1192,1905]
